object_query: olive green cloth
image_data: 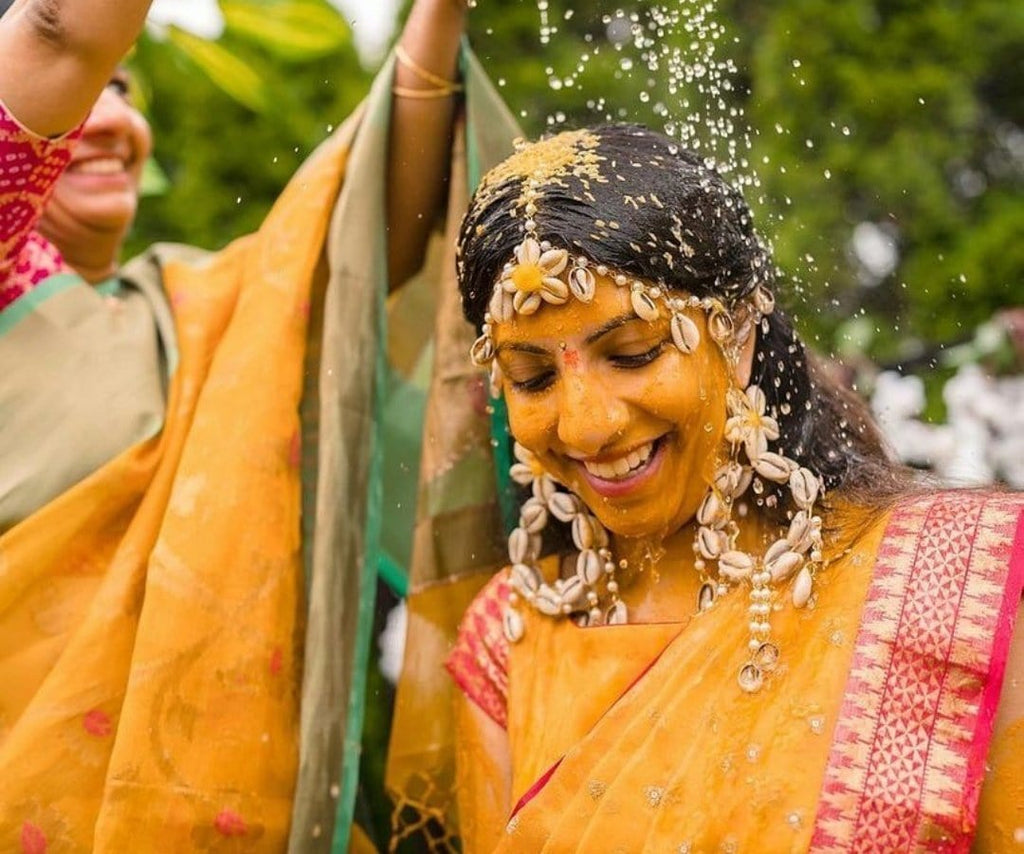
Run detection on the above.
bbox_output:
[0,260,182,532]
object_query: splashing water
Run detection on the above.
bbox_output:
[536,0,758,196]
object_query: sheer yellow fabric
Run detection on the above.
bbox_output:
[489,514,891,852]
[0,126,350,851]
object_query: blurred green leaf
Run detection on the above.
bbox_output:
[221,0,352,62]
[139,156,170,197]
[166,25,269,112]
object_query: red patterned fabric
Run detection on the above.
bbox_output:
[0,99,80,311]
[446,570,511,728]
[811,491,1024,852]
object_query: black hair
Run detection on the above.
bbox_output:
[457,123,909,512]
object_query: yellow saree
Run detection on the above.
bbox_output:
[1,48,522,852]
[0,113,350,850]
[449,492,1024,852]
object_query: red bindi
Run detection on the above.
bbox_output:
[562,348,580,368]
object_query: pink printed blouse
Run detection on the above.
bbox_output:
[0,98,80,311]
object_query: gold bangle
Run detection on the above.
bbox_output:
[392,85,460,99]
[395,44,464,93]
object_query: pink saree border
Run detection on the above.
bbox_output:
[810,492,1024,853]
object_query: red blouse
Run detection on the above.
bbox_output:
[0,99,80,311]
[445,570,512,729]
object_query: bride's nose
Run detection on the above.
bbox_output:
[555,370,629,457]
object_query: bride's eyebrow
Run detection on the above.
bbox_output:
[585,312,649,345]
[495,342,551,356]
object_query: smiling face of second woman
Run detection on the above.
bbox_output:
[494,270,736,540]
[37,69,152,279]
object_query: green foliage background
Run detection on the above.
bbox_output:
[129,0,1021,375]
[126,0,371,259]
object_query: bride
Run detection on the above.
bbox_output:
[438,123,1024,852]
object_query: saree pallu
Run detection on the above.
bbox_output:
[492,492,1024,852]
[0,48,519,852]
[0,56,416,854]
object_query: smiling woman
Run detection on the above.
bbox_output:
[434,124,1024,852]
[35,68,152,284]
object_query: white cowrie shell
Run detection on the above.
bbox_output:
[697,491,726,528]
[532,475,556,503]
[713,462,742,496]
[698,582,716,612]
[708,308,734,343]
[489,361,504,398]
[576,549,603,585]
[753,452,793,484]
[520,497,548,534]
[560,575,588,608]
[489,287,513,323]
[789,467,820,509]
[786,511,813,553]
[670,312,701,354]
[718,550,755,581]
[697,527,727,560]
[744,430,769,463]
[752,284,775,315]
[572,514,596,550]
[534,586,562,616]
[508,528,532,564]
[606,600,628,625]
[569,266,596,302]
[745,385,767,414]
[548,491,581,523]
[792,566,813,608]
[509,462,534,485]
[630,288,660,322]
[503,608,524,642]
[733,467,753,498]
[540,278,570,304]
[470,334,494,366]
[764,537,791,565]
[766,550,802,583]
[511,562,542,593]
[513,290,542,315]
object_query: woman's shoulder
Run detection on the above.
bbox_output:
[445,568,514,728]
[445,555,562,728]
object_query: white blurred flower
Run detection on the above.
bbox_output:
[851,222,899,286]
[148,0,225,40]
[874,365,1024,489]
[378,601,407,685]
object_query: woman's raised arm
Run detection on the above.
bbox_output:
[386,0,467,290]
[0,0,153,136]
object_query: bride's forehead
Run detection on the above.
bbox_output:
[493,276,645,343]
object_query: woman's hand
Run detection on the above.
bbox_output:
[0,0,154,137]
[385,0,469,290]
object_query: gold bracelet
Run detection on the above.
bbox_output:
[395,44,464,94]
[392,85,460,99]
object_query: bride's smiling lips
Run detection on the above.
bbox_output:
[569,435,668,499]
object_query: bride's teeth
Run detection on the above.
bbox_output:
[583,440,656,481]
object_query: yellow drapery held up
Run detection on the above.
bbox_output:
[0,114,352,851]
